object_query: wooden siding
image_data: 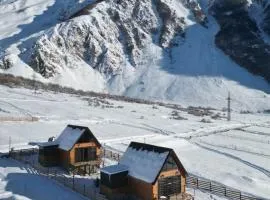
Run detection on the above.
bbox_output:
[100,184,128,199]
[129,177,153,200]
[59,149,70,169]
[69,142,101,166]
[153,169,186,199]
[38,146,59,167]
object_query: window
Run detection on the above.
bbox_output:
[162,156,178,171]
[75,147,96,162]
[158,175,181,197]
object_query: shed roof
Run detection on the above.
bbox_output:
[100,164,129,175]
[38,125,101,151]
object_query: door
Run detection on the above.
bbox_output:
[158,175,181,198]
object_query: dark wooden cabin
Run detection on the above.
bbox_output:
[100,142,187,200]
[38,124,101,174]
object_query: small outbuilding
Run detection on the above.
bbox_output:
[100,142,187,200]
[38,124,101,174]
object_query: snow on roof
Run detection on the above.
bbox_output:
[101,164,129,175]
[119,144,169,183]
[56,126,85,151]
[38,140,58,147]
[38,125,86,150]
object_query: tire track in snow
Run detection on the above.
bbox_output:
[196,139,270,158]
[0,100,32,117]
[192,141,270,179]
[141,123,176,135]
[173,124,251,139]
[238,128,270,137]
[219,131,270,145]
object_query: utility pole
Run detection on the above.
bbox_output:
[8,136,11,153]
[32,72,37,95]
[227,92,231,121]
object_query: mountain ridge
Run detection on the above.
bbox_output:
[0,0,270,111]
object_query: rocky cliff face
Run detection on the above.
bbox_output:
[212,0,270,82]
[28,0,206,78]
[27,0,270,83]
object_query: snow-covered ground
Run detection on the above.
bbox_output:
[0,159,224,200]
[0,158,86,200]
[0,85,269,199]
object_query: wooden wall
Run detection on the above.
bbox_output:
[153,169,186,199]
[128,177,153,200]
[100,184,128,199]
[59,149,70,169]
[38,146,59,167]
[69,142,101,166]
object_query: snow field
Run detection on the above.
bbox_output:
[0,86,269,199]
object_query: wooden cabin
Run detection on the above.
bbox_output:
[100,142,187,200]
[38,124,101,174]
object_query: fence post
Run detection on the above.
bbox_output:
[224,187,227,197]
[72,173,75,190]
[210,182,212,192]
[102,148,106,167]
[196,178,199,189]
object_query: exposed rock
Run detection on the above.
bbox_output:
[182,0,208,26]
[156,0,186,48]
[29,0,188,78]
[212,0,270,82]
[0,54,13,70]
[26,0,270,88]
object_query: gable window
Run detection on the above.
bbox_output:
[162,156,178,171]
[75,147,96,162]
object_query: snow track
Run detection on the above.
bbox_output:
[0,99,33,117]
[238,128,270,136]
[196,139,270,158]
[193,141,270,179]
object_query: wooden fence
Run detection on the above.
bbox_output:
[0,116,39,122]
[102,148,121,163]
[8,148,107,200]
[186,176,265,200]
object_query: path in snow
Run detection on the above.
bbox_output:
[238,128,270,137]
[196,139,270,158]
[0,99,33,117]
[193,141,270,179]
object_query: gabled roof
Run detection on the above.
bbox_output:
[38,125,101,151]
[119,142,187,184]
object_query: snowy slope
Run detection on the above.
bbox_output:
[0,0,270,111]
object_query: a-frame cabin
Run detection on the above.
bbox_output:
[100,142,187,200]
[38,124,101,174]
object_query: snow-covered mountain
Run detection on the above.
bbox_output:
[0,0,270,111]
